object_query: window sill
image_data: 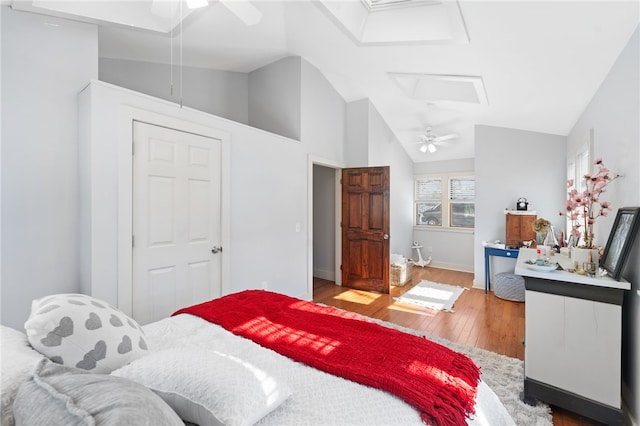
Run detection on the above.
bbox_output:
[413,226,474,235]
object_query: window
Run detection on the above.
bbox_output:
[449,177,475,228]
[566,129,593,244]
[415,174,475,229]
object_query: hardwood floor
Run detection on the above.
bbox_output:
[312,266,602,426]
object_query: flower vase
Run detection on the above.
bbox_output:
[536,232,545,246]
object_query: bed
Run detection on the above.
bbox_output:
[2,290,515,426]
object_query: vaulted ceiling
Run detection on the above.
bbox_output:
[11,0,639,162]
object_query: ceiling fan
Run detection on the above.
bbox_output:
[416,126,458,153]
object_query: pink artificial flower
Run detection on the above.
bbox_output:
[563,158,620,248]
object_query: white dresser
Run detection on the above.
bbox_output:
[515,248,630,425]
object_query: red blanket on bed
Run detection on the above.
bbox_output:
[173,290,479,426]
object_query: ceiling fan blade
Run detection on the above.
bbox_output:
[433,133,458,143]
[220,0,262,26]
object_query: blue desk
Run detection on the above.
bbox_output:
[484,247,520,293]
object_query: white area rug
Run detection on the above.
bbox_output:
[370,318,553,426]
[395,280,466,312]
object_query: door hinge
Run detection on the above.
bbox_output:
[132,236,135,248]
[339,264,342,270]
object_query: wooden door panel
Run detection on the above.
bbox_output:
[346,240,363,277]
[347,193,363,228]
[342,167,390,293]
[368,170,385,190]
[369,192,384,230]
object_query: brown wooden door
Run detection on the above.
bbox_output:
[341,166,390,293]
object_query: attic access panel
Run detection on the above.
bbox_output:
[389,73,489,105]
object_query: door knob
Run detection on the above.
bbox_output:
[383,234,389,240]
[211,246,223,254]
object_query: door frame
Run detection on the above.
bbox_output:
[117,107,231,316]
[307,155,345,298]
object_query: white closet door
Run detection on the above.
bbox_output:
[132,121,221,324]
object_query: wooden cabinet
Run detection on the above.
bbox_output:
[505,212,536,248]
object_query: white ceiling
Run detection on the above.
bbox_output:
[13,0,639,162]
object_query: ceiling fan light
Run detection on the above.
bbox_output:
[419,144,428,153]
[186,0,208,9]
[428,143,437,153]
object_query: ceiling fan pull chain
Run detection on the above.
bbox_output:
[169,17,173,97]
[179,0,183,108]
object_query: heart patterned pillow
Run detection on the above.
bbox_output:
[24,294,148,374]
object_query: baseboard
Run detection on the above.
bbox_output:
[313,268,335,281]
[472,279,485,290]
[424,260,473,273]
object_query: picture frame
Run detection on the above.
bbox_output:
[600,207,640,280]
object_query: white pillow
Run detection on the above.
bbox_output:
[24,294,149,373]
[111,348,292,426]
[1,326,46,426]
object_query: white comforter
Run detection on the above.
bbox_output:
[143,314,515,426]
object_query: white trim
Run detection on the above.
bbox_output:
[334,167,343,286]
[307,155,345,298]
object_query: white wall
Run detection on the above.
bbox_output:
[345,99,369,167]
[413,158,476,272]
[99,58,249,124]
[567,25,639,422]
[301,60,346,164]
[474,125,566,287]
[1,7,98,330]
[249,57,302,141]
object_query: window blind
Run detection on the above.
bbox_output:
[449,177,475,200]
[415,178,441,200]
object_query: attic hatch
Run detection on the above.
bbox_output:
[319,0,469,45]
[388,73,489,105]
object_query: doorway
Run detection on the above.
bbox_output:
[310,159,343,299]
[312,164,337,283]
